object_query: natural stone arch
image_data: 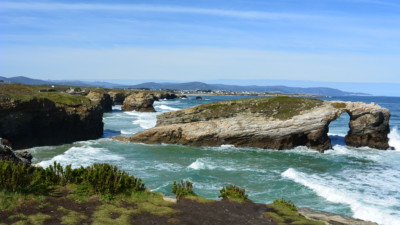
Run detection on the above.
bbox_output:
[115,97,391,152]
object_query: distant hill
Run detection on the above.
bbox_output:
[0,76,117,88]
[0,76,367,96]
[128,82,365,96]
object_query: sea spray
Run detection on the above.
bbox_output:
[38,146,124,168]
[388,127,400,151]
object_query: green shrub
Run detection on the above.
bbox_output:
[0,161,145,195]
[218,185,249,202]
[172,180,196,199]
[273,199,297,211]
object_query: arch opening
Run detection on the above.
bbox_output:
[328,112,350,146]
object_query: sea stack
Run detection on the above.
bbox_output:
[122,92,156,112]
[119,97,390,152]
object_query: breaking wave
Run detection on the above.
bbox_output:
[282,168,400,225]
[388,127,400,151]
[38,145,124,168]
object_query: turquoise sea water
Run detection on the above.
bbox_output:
[28,95,400,225]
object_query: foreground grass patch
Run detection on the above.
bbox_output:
[265,199,325,225]
[10,213,52,225]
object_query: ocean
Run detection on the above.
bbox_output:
[28,95,400,225]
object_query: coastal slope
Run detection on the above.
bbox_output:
[121,97,390,152]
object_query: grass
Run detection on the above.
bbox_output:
[0,83,92,106]
[332,102,347,109]
[184,195,216,204]
[264,199,325,225]
[10,213,52,225]
[58,206,88,225]
[195,96,323,120]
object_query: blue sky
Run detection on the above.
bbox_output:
[0,0,400,90]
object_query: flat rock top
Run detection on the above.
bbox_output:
[157,96,324,126]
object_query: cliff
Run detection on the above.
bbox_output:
[123,96,390,152]
[0,84,104,149]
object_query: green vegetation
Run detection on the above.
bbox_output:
[264,199,325,225]
[0,161,145,196]
[172,180,196,199]
[219,185,249,202]
[0,161,331,225]
[332,102,347,109]
[0,83,92,106]
[196,96,323,120]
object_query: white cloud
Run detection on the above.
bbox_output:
[0,2,316,20]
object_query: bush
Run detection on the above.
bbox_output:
[172,180,196,199]
[218,185,248,202]
[273,199,297,211]
[0,161,145,195]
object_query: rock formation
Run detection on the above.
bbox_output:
[108,91,126,105]
[86,91,113,112]
[120,97,390,152]
[0,86,104,149]
[122,92,156,112]
[0,138,32,165]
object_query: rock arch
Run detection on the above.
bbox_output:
[116,97,391,152]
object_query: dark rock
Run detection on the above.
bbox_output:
[0,138,32,165]
[0,97,103,150]
[108,91,126,105]
[195,96,203,100]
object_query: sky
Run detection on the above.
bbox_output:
[0,0,400,93]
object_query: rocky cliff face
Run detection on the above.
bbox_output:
[122,92,156,112]
[122,97,390,152]
[0,97,103,150]
[86,91,113,112]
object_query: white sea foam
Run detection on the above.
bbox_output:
[125,111,157,129]
[38,145,124,168]
[187,158,266,173]
[388,127,400,151]
[188,158,218,170]
[155,105,180,111]
[121,129,135,135]
[282,168,400,225]
[328,133,346,137]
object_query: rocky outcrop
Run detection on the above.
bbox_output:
[120,97,390,152]
[122,93,156,112]
[86,91,113,112]
[108,91,126,105]
[152,92,178,101]
[0,138,32,165]
[0,97,103,150]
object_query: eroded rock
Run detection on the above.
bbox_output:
[122,92,156,112]
[86,91,113,112]
[119,97,391,152]
[0,97,103,150]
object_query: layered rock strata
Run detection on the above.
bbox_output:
[0,97,103,149]
[121,97,390,152]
